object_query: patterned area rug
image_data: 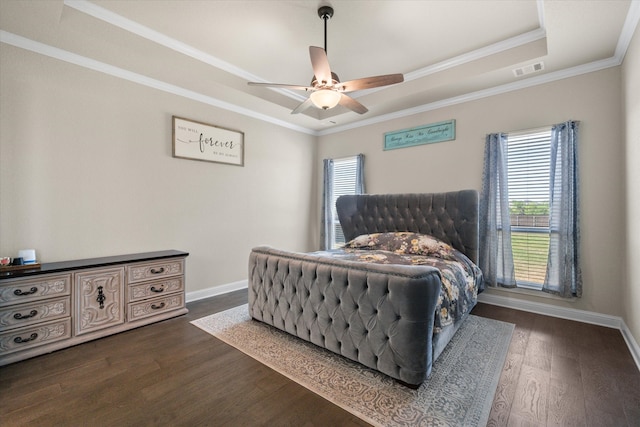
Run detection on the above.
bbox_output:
[191,304,513,427]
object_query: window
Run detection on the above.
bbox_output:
[480,121,581,298]
[506,128,552,289]
[322,155,364,250]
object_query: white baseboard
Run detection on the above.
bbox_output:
[478,292,640,371]
[621,323,640,373]
[186,280,248,303]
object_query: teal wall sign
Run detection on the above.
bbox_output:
[384,120,456,151]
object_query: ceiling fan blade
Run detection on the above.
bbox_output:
[309,46,332,85]
[291,98,314,114]
[338,93,368,114]
[338,74,404,92]
[248,82,313,91]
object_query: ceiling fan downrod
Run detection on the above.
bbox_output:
[318,6,334,54]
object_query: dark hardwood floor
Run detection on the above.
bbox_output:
[1,290,638,426]
[472,304,640,427]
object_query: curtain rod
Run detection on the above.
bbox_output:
[504,120,579,137]
[324,154,363,162]
[506,126,552,137]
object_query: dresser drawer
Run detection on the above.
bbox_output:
[128,293,185,322]
[128,277,184,303]
[0,274,71,307]
[127,259,184,284]
[0,297,71,331]
[0,318,72,356]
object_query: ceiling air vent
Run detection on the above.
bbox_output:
[513,62,545,77]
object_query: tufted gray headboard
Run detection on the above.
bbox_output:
[336,190,479,265]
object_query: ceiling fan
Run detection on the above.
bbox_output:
[248,6,404,115]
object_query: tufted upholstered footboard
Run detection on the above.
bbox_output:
[248,190,479,387]
[248,246,442,386]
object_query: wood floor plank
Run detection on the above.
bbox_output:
[509,364,550,424]
[486,352,523,427]
[550,353,582,386]
[523,335,553,372]
[546,377,586,426]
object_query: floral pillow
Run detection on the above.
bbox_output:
[345,232,455,258]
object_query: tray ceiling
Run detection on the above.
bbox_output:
[1,0,637,134]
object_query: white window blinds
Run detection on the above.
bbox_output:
[331,157,359,247]
[507,128,552,287]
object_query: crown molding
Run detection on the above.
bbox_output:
[317,56,621,136]
[63,0,257,83]
[320,0,639,135]
[3,0,639,137]
[0,27,628,138]
[0,30,315,136]
[404,28,547,83]
[616,0,640,60]
[65,0,547,102]
[536,0,546,29]
[63,0,308,102]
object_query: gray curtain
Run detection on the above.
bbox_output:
[479,133,516,289]
[320,158,334,250]
[544,120,582,297]
[355,154,365,195]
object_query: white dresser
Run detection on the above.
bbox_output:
[0,250,188,366]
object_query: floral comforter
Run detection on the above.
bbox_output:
[312,232,482,333]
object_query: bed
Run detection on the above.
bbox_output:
[248,190,482,387]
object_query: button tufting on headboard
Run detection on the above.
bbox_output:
[336,190,479,264]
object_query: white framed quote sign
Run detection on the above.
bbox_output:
[172,116,244,166]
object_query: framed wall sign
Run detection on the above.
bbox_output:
[384,120,456,151]
[172,116,244,166]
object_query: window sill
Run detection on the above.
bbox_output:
[484,285,578,303]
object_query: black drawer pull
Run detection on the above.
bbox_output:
[151,302,165,310]
[150,286,164,293]
[150,267,165,274]
[14,333,38,344]
[14,287,38,296]
[14,310,38,320]
[96,286,106,309]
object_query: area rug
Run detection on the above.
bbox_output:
[191,304,514,427]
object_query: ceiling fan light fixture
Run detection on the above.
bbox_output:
[310,89,341,110]
[247,6,403,115]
